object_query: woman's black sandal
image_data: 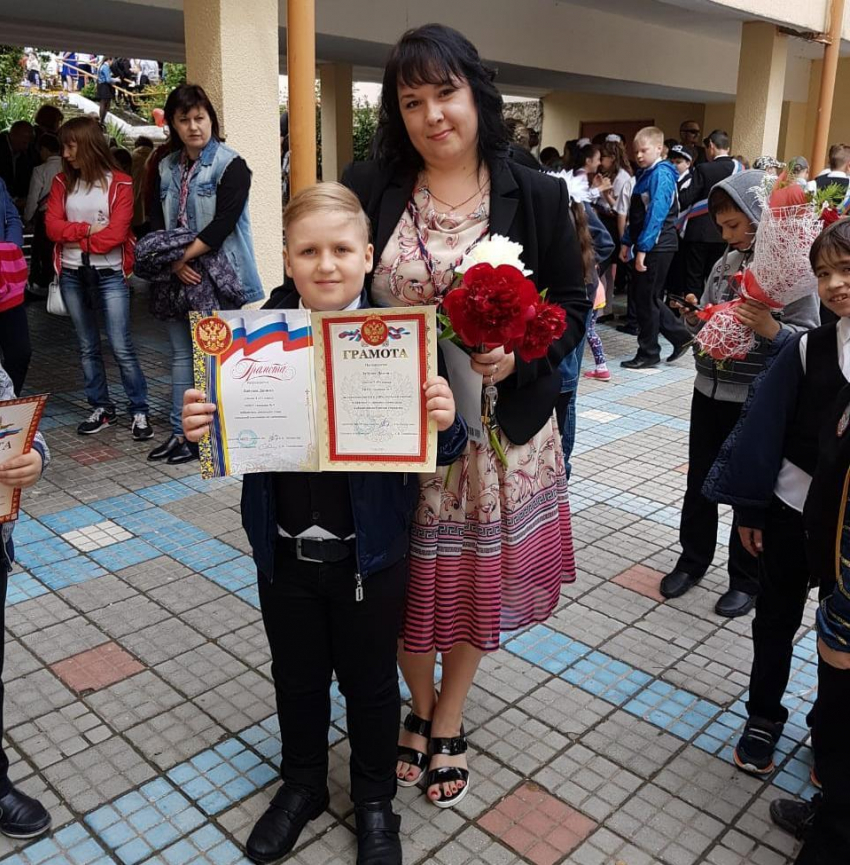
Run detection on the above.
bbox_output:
[425,732,470,808]
[397,712,432,787]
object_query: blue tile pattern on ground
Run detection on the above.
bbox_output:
[202,557,257,595]
[1,823,115,865]
[40,506,105,534]
[89,538,161,570]
[86,778,205,865]
[170,540,242,571]
[30,556,107,590]
[147,825,250,865]
[503,624,592,674]
[135,481,200,506]
[167,739,277,815]
[6,571,49,606]
[563,650,653,706]
[90,494,156,521]
[623,679,720,740]
[15,536,78,569]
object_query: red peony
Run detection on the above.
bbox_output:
[821,206,842,226]
[516,298,567,361]
[442,263,538,349]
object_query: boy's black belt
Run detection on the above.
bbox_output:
[279,536,355,564]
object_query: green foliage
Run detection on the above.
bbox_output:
[0,46,23,96]
[163,63,186,90]
[80,80,97,100]
[105,120,129,149]
[0,91,38,131]
[815,182,848,210]
[352,98,378,162]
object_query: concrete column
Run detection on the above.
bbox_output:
[731,22,788,160]
[319,63,354,182]
[184,0,283,293]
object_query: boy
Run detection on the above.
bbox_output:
[663,170,819,617]
[769,228,850,863]
[183,183,466,865]
[705,219,849,780]
[677,130,741,297]
[0,366,51,839]
[619,126,690,369]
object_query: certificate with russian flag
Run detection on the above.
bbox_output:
[190,310,319,478]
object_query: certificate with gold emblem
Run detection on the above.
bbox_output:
[190,310,319,478]
[311,307,438,472]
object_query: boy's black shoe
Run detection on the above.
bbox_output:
[616,324,638,335]
[770,795,821,839]
[131,413,154,441]
[355,801,401,865]
[621,356,660,370]
[245,785,329,863]
[148,434,182,461]
[0,787,51,838]
[734,717,783,776]
[77,407,116,435]
[660,569,701,599]
[666,342,691,363]
[715,589,756,618]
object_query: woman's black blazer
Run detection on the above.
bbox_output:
[342,157,590,445]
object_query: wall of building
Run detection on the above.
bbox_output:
[804,58,850,168]
[703,103,736,140]
[541,92,705,151]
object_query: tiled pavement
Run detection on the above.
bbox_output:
[0,291,815,865]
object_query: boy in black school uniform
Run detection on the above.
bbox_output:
[183,183,467,865]
[619,126,690,369]
[770,376,850,864]
[704,219,850,781]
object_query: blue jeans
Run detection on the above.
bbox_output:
[556,307,592,479]
[167,319,194,436]
[60,268,149,414]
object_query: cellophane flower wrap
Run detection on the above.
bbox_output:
[438,235,567,464]
[695,179,822,361]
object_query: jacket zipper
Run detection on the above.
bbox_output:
[347,475,365,602]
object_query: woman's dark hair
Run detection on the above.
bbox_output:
[562,139,579,171]
[810,218,850,271]
[570,201,596,285]
[574,144,600,172]
[376,23,508,170]
[600,140,632,177]
[163,84,222,152]
[539,146,562,168]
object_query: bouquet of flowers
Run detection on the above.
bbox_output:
[438,235,567,462]
[695,178,829,361]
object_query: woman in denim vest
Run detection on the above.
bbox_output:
[147,84,264,464]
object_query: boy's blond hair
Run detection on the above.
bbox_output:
[634,126,665,147]
[283,181,371,244]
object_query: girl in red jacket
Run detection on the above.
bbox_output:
[46,117,152,439]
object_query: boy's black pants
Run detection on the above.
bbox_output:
[796,659,850,864]
[684,241,726,296]
[258,542,408,806]
[676,390,759,595]
[746,498,811,724]
[633,251,690,361]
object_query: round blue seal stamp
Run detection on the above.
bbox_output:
[237,429,258,449]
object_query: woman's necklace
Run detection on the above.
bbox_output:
[424,171,489,214]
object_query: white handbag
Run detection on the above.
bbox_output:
[46,278,68,316]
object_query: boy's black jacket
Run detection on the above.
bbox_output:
[241,286,469,581]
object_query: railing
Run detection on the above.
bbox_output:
[38,61,168,113]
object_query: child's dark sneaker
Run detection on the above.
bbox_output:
[131,413,154,441]
[733,716,783,775]
[770,794,821,839]
[77,407,116,435]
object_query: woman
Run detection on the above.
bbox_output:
[146,84,264,465]
[343,23,588,809]
[0,177,32,394]
[45,117,151,439]
[96,57,119,126]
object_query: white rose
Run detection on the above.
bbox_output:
[456,234,532,276]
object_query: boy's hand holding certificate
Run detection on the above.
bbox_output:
[190,307,437,478]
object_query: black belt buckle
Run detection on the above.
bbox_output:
[295,538,323,563]
[294,537,352,564]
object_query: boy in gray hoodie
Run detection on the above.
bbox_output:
[661,169,820,618]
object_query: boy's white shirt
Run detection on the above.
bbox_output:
[773,317,850,513]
